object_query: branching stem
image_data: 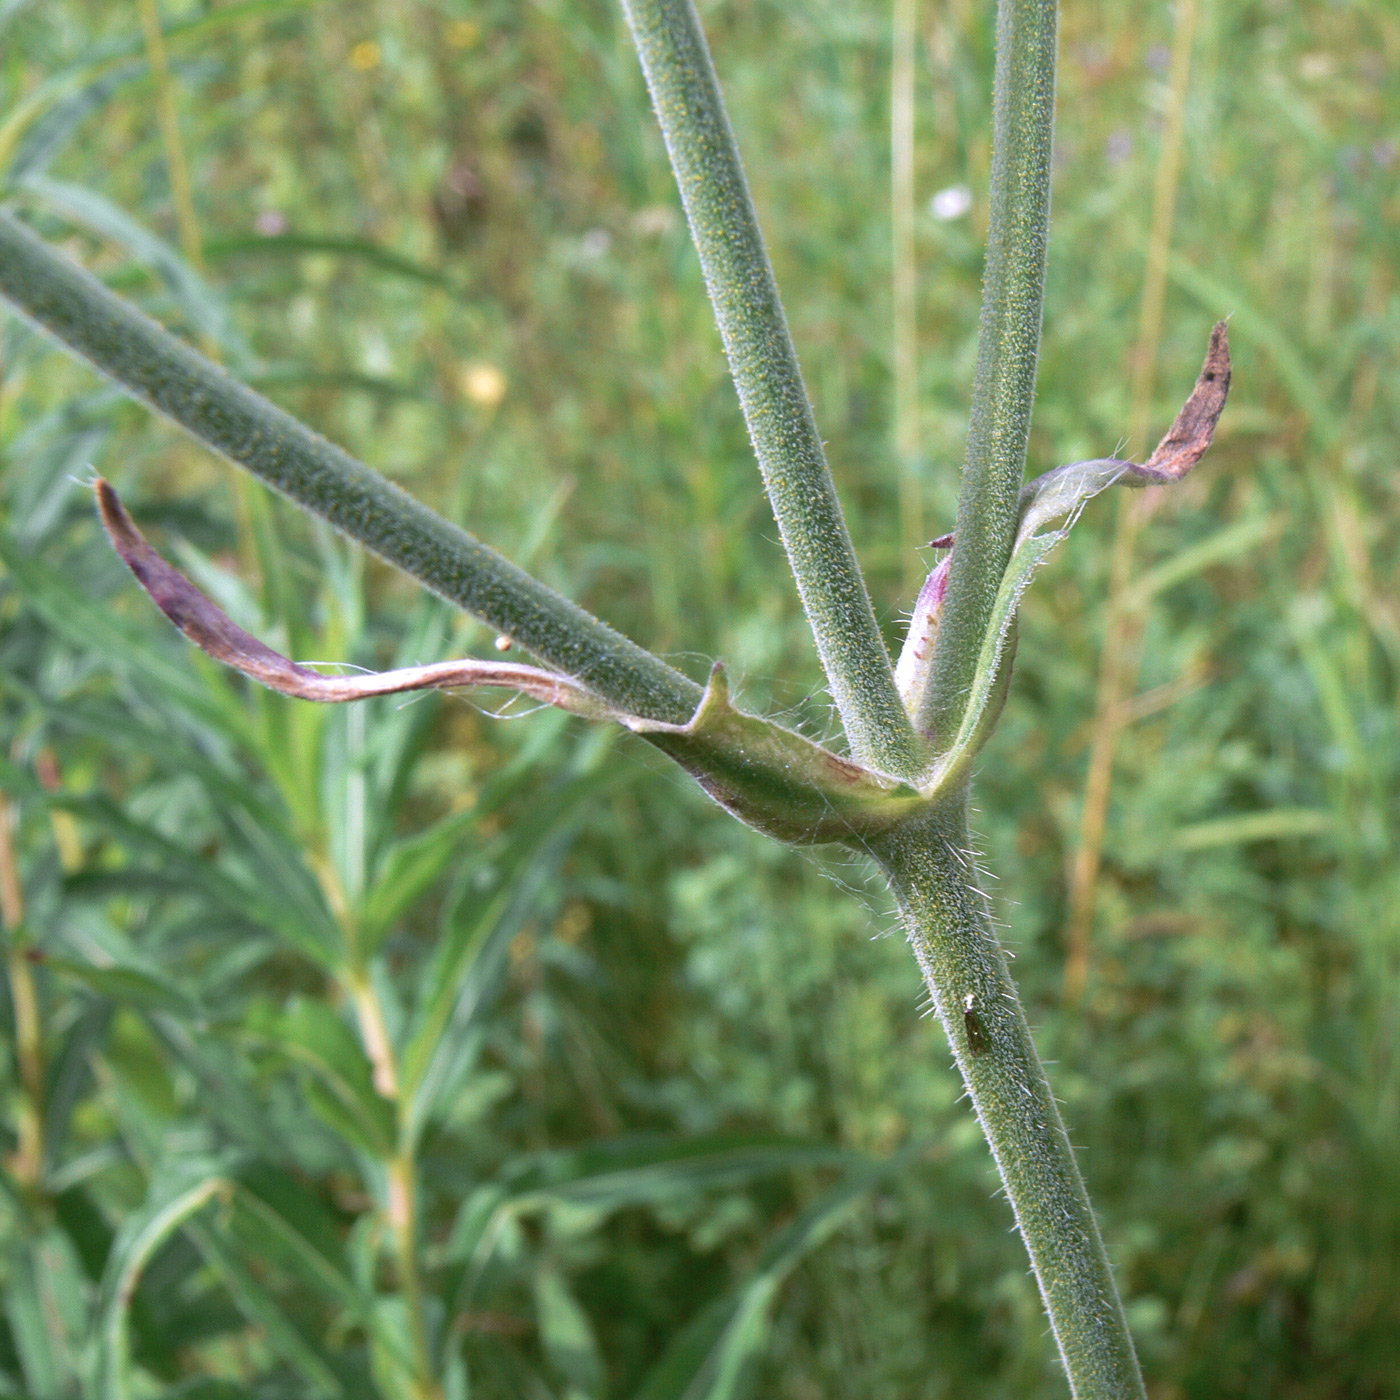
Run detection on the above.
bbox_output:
[0,4,1155,1389]
[621,0,923,780]
[919,0,1058,746]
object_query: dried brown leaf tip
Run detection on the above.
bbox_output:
[1128,321,1231,484]
[94,479,613,719]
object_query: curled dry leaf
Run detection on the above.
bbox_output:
[95,479,618,721]
[1017,321,1233,537]
[1126,319,1231,485]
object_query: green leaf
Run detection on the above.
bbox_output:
[356,719,549,955]
[0,525,242,735]
[367,1297,421,1400]
[444,1136,856,1331]
[1121,511,1280,612]
[245,998,395,1157]
[7,418,109,546]
[400,770,612,1140]
[358,804,488,955]
[500,1135,856,1215]
[183,1219,357,1399]
[535,1265,604,1400]
[37,953,196,1017]
[633,1147,923,1400]
[205,232,463,296]
[143,1021,287,1162]
[94,1159,230,1400]
[3,1234,88,1400]
[227,1164,369,1322]
[43,1002,112,1168]
[4,64,140,184]
[0,753,339,967]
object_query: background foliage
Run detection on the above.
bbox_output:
[0,1,1396,1396]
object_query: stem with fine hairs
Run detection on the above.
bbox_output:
[620,0,923,780]
[916,0,1058,748]
[0,210,703,729]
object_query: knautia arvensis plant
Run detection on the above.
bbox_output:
[0,1,1230,1395]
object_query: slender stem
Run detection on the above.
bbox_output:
[0,210,702,726]
[0,793,42,1191]
[137,0,205,276]
[892,0,924,592]
[346,969,442,1400]
[1063,0,1200,1003]
[347,970,397,1100]
[918,0,1058,746]
[620,0,922,780]
[872,796,1146,1400]
[387,1152,441,1400]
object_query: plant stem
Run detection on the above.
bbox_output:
[621,0,922,780]
[918,0,1058,747]
[871,795,1146,1400]
[0,793,42,1191]
[347,968,442,1400]
[137,0,205,276]
[387,1152,441,1400]
[0,210,702,726]
[1063,0,1200,1004]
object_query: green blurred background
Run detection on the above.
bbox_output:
[0,1,1396,1396]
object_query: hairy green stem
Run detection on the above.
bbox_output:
[0,210,701,725]
[871,796,1145,1400]
[621,0,922,780]
[919,0,1058,746]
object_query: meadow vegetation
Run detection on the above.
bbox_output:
[0,1,1397,1396]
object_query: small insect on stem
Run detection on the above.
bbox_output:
[964,992,989,1056]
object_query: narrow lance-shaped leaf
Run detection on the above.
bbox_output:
[95,1162,230,1400]
[634,1145,925,1400]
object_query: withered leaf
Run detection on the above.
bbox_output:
[95,479,615,719]
[1127,320,1231,484]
